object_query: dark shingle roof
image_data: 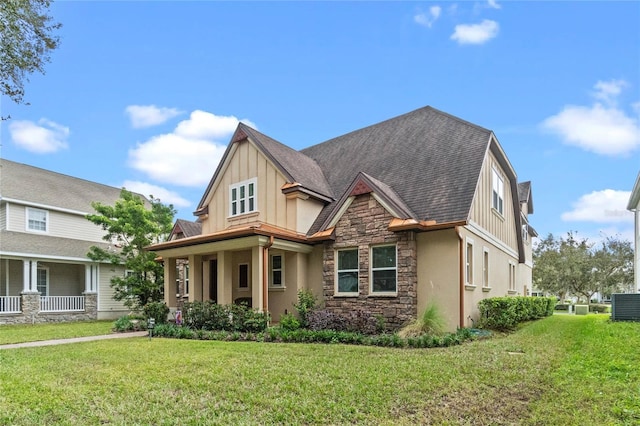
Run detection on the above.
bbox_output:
[172,219,202,239]
[518,181,533,214]
[301,106,492,234]
[0,159,130,212]
[0,230,110,259]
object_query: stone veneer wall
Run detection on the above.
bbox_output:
[0,293,98,325]
[322,194,417,330]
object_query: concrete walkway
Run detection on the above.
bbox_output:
[0,331,149,350]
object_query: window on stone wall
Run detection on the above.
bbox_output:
[371,245,397,294]
[185,264,190,295]
[336,248,359,295]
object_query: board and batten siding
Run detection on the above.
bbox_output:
[469,152,518,253]
[7,203,105,242]
[202,140,293,235]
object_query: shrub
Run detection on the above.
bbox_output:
[589,304,611,313]
[478,296,556,331]
[182,301,269,332]
[398,304,445,338]
[279,313,301,331]
[113,315,147,332]
[143,302,170,324]
[293,290,317,328]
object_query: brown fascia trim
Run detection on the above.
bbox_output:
[387,218,467,232]
[145,224,309,251]
[193,205,209,217]
[281,182,334,203]
[307,227,336,242]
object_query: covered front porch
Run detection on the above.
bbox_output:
[157,230,320,323]
[0,258,99,324]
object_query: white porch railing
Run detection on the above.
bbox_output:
[40,296,85,312]
[0,296,21,313]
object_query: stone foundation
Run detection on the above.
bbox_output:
[0,293,98,325]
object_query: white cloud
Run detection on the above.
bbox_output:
[450,20,499,45]
[8,118,69,153]
[128,110,255,187]
[414,6,442,28]
[561,189,634,223]
[121,180,191,208]
[542,80,640,156]
[487,0,501,9]
[125,105,184,128]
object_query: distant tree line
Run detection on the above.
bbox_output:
[533,232,634,303]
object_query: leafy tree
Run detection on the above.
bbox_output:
[533,232,634,303]
[1,0,62,105]
[86,189,175,310]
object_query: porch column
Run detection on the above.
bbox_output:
[84,264,98,293]
[22,260,38,293]
[251,246,264,312]
[188,255,203,302]
[164,257,177,308]
[217,251,233,305]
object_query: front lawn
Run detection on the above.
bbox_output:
[0,320,114,345]
[0,315,638,424]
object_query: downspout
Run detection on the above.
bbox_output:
[455,226,464,329]
[262,235,274,313]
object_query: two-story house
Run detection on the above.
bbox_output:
[148,106,536,331]
[0,159,132,324]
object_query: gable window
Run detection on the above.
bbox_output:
[371,245,397,294]
[230,178,257,217]
[27,207,48,232]
[336,248,359,295]
[465,239,474,285]
[238,263,249,290]
[269,254,284,288]
[492,168,504,216]
[522,224,529,242]
[37,267,49,296]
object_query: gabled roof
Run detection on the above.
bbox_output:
[302,106,492,234]
[0,159,128,213]
[518,181,533,214]
[170,219,202,240]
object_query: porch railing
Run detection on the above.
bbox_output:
[0,296,21,313]
[40,296,85,312]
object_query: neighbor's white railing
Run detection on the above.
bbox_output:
[0,296,21,313]
[40,296,85,312]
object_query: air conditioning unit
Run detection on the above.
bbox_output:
[611,294,640,321]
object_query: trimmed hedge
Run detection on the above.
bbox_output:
[150,323,475,349]
[478,296,556,331]
[181,301,269,333]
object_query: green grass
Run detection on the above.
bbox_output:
[0,320,114,345]
[0,315,638,425]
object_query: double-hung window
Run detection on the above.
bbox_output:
[371,245,397,294]
[27,207,48,232]
[336,248,359,294]
[492,168,504,216]
[230,178,257,217]
[465,239,474,286]
[37,267,49,295]
[270,254,284,288]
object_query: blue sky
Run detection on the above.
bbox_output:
[1,1,639,243]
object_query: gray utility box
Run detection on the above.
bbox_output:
[611,293,640,321]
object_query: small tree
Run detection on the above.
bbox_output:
[86,189,175,310]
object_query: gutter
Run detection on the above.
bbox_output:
[455,226,464,329]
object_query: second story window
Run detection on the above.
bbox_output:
[492,168,504,216]
[27,207,48,232]
[230,178,257,217]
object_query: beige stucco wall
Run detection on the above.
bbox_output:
[416,229,460,332]
[305,245,325,302]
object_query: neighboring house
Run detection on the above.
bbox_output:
[0,159,133,324]
[627,172,640,292]
[168,219,202,305]
[147,106,536,331]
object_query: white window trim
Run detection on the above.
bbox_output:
[229,178,258,217]
[508,261,517,293]
[482,247,490,289]
[370,244,398,296]
[26,207,49,233]
[37,266,49,296]
[238,263,250,291]
[492,167,504,216]
[335,248,359,296]
[269,252,285,289]
[184,264,190,295]
[465,237,474,286]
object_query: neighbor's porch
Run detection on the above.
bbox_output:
[0,258,99,324]
[160,235,315,323]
